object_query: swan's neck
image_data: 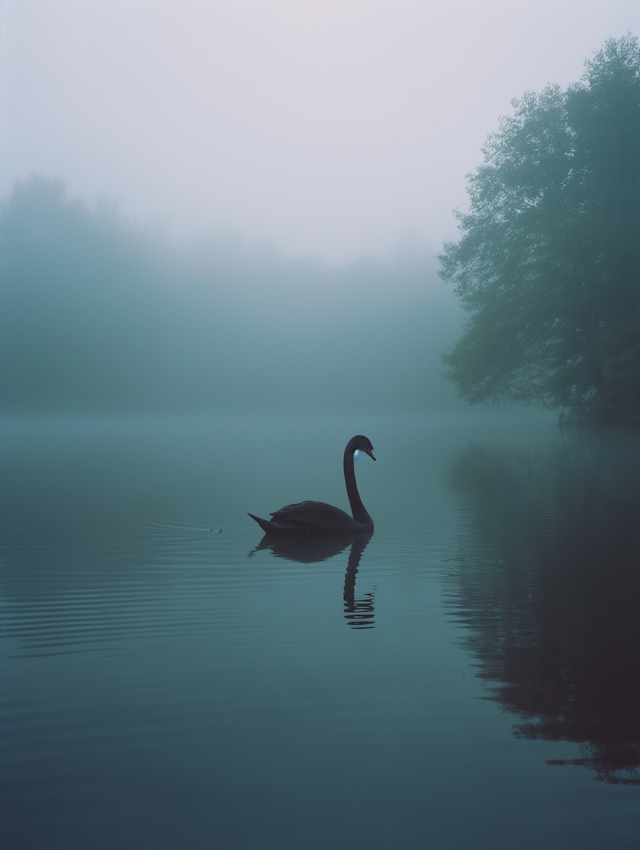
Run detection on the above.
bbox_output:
[344,448,372,527]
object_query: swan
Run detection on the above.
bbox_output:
[248,435,375,537]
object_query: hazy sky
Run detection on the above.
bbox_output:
[2,0,639,262]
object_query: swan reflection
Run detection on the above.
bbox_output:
[251,531,375,629]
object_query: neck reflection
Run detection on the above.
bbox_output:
[342,533,376,629]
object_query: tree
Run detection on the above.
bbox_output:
[439,35,640,424]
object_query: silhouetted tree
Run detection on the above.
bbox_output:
[440,35,640,423]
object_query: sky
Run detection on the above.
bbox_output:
[2,0,639,264]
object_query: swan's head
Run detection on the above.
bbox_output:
[349,435,376,461]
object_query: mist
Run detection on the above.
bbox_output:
[0,175,464,415]
[2,2,637,417]
[3,0,637,263]
[5,6,640,842]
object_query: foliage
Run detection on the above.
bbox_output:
[440,35,640,423]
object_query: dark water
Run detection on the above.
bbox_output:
[1,414,639,849]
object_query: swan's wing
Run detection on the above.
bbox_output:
[269,500,353,526]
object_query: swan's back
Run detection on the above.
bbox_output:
[271,500,355,528]
[248,500,365,536]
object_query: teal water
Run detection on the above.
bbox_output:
[1,414,639,849]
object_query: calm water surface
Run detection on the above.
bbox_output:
[1,414,639,849]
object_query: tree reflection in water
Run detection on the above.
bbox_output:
[446,428,640,785]
[251,532,375,629]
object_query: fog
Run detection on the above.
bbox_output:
[2,1,637,262]
[0,175,464,414]
[1,2,637,416]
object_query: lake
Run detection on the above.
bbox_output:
[1,413,639,849]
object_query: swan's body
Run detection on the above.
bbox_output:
[248,435,375,537]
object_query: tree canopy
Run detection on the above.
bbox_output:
[440,35,640,424]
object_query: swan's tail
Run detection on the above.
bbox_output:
[247,512,274,534]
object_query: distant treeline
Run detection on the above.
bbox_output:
[0,175,462,415]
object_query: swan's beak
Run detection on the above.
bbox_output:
[364,448,376,461]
